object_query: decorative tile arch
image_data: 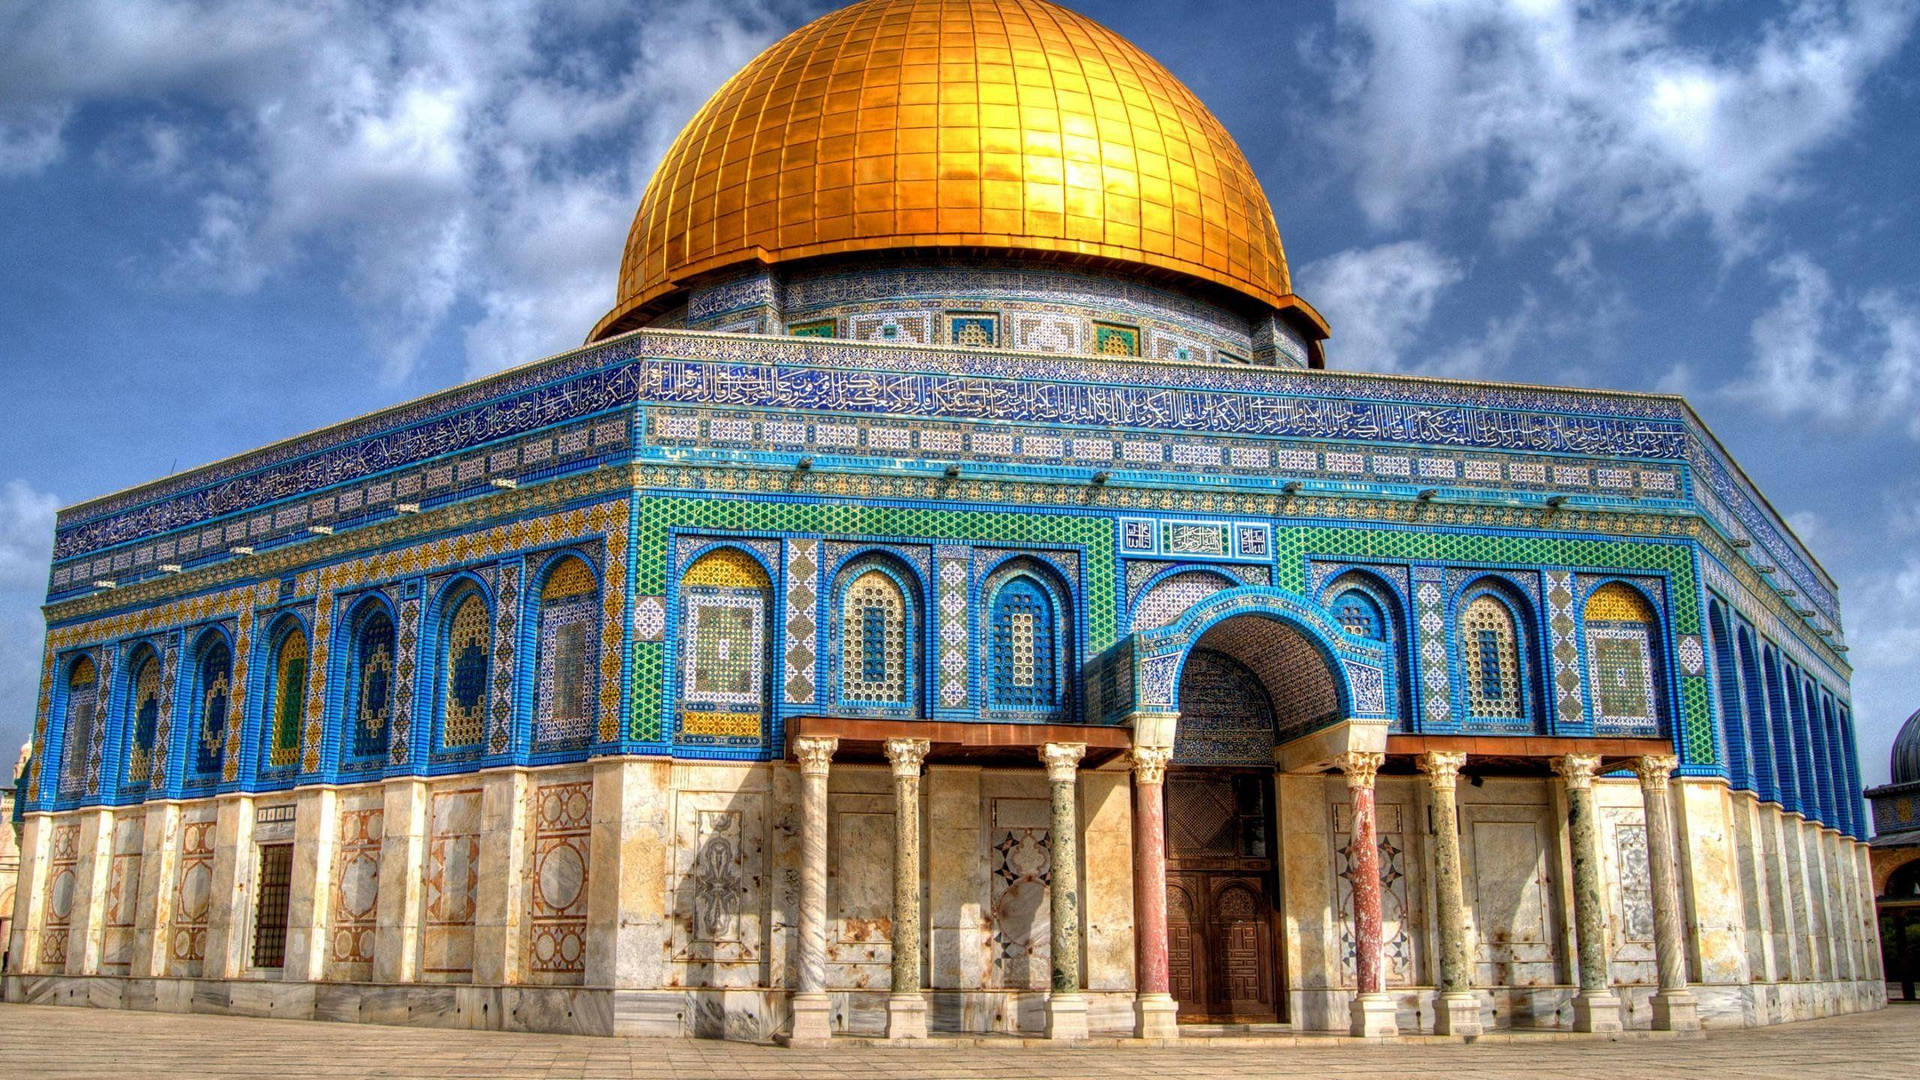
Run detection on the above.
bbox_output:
[1579,580,1664,737]
[121,643,164,792]
[827,551,924,716]
[1128,585,1390,743]
[980,556,1073,722]
[259,615,311,776]
[1318,568,1411,729]
[676,544,774,747]
[530,551,603,752]
[1452,577,1541,733]
[55,652,99,800]
[428,576,492,754]
[337,596,397,773]
[185,627,236,788]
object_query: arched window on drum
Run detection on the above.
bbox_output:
[1457,586,1535,730]
[1581,582,1662,736]
[125,647,162,789]
[344,603,396,766]
[58,654,99,798]
[533,556,600,750]
[833,559,917,713]
[439,588,490,751]
[263,622,309,772]
[678,547,773,745]
[984,563,1070,721]
[190,634,234,783]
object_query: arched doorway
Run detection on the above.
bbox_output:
[1165,613,1345,1025]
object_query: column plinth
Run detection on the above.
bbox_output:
[787,736,837,1047]
[1554,753,1623,1034]
[884,738,930,1041]
[1419,751,1481,1037]
[1130,745,1178,1040]
[1339,750,1398,1038]
[1042,742,1088,1040]
[1636,755,1701,1032]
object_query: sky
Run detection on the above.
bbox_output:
[0,0,1916,793]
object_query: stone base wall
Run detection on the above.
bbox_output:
[5,762,1888,1041]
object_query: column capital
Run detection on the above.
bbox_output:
[1040,742,1087,782]
[884,738,931,778]
[1334,750,1385,790]
[1551,753,1603,790]
[793,736,839,776]
[1129,745,1174,786]
[1634,754,1677,792]
[1416,750,1468,783]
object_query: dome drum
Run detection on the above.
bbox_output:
[652,251,1317,366]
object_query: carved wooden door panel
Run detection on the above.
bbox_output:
[1166,876,1207,1016]
[1210,878,1274,1020]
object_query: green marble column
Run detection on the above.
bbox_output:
[1419,750,1481,1036]
[1554,753,1622,1033]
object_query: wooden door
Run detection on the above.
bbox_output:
[1165,770,1282,1023]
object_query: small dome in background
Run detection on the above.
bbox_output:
[1894,706,1920,786]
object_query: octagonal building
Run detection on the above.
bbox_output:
[5,0,1883,1042]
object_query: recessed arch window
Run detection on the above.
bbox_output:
[345,605,395,764]
[1582,582,1661,734]
[833,560,916,710]
[678,547,773,743]
[533,555,600,748]
[59,655,99,797]
[441,590,490,749]
[985,564,1069,718]
[1459,590,1526,723]
[265,625,308,770]
[126,648,162,786]
[192,636,233,780]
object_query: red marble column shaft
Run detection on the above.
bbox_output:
[1349,780,1385,996]
[1132,764,1170,996]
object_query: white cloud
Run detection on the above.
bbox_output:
[1837,551,1920,788]
[1324,0,1919,248]
[0,0,802,381]
[1733,252,1920,437]
[0,481,58,769]
[1296,241,1465,372]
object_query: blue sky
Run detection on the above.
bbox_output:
[1,0,1916,790]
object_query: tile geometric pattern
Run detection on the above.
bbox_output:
[1414,572,1452,729]
[390,597,419,766]
[488,564,518,755]
[784,539,819,705]
[1544,570,1585,728]
[936,547,969,709]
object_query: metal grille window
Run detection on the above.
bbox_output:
[194,640,233,778]
[840,569,907,705]
[250,843,294,968]
[128,653,161,783]
[350,611,395,761]
[1461,595,1522,719]
[989,577,1058,712]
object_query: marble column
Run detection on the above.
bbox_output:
[1553,753,1623,1033]
[1635,755,1701,1030]
[884,738,930,1040]
[1418,751,1480,1036]
[1130,744,1177,1039]
[1041,742,1088,1040]
[1338,750,1397,1037]
[788,736,837,1046]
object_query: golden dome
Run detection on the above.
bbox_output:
[591,0,1314,341]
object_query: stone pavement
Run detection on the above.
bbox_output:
[0,1003,1914,1079]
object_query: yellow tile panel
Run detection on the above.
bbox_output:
[593,0,1294,340]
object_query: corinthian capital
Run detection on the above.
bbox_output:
[1551,753,1603,790]
[1335,750,1384,790]
[792,735,839,776]
[884,737,931,778]
[1040,741,1087,782]
[1633,753,1677,792]
[1129,745,1174,786]
[1417,750,1468,784]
